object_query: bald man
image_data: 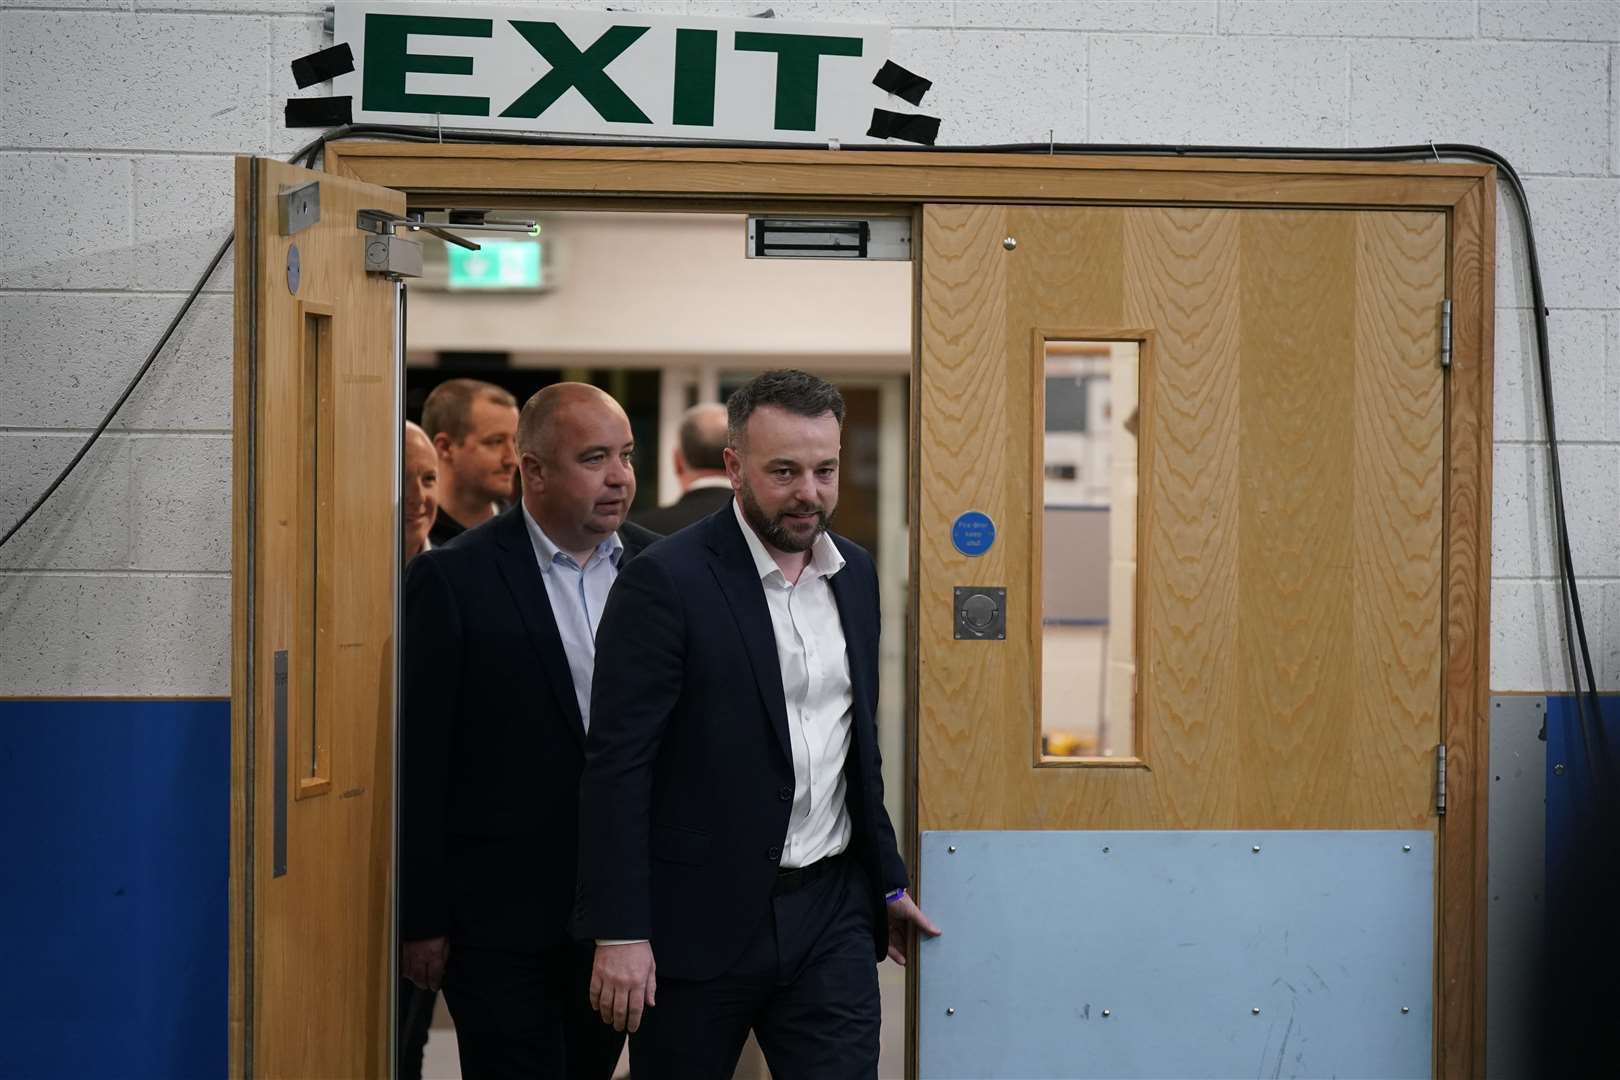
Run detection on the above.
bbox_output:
[401,383,660,1079]
[403,422,439,563]
[635,402,733,536]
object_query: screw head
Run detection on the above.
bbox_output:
[1401,1006,1410,1014]
[946,1007,956,1016]
[1102,845,1110,853]
[1252,1007,1261,1015]
[1554,763,1566,775]
[1003,236,1017,251]
[948,845,957,854]
[1252,845,1262,854]
[1101,1009,1111,1017]
[1403,844,1412,852]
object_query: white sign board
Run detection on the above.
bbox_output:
[333,2,892,144]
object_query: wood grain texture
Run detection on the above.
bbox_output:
[1438,174,1497,1080]
[232,158,402,1079]
[920,206,1446,834]
[326,142,1486,209]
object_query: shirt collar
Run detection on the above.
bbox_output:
[731,497,845,584]
[522,501,623,573]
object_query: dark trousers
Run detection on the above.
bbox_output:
[629,854,881,1080]
[397,979,436,1080]
[443,939,625,1080]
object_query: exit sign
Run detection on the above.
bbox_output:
[447,240,542,290]
[333,2,891,144]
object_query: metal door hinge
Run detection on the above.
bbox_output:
[1439,299,1453,370]
[1435,743,1448,815]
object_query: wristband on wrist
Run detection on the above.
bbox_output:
[885,887,907,903]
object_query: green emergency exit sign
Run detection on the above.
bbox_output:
[447,240,542,290]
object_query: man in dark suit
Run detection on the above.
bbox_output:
[575,370,939,1078]
[635,402,733,536]
[401,382,658,1079]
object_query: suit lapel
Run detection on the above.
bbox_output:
[491,508,585,747]
[705,513,794,764]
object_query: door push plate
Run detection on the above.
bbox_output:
[954,586,1006,640]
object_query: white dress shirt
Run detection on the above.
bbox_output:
[732,499,854,869]
[521,503,623,731]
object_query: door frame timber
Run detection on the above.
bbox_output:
[322,143,1494,1078]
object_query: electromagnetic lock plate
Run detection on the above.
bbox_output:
[954,586,1006,640]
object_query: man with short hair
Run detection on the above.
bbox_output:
[420,378,519,546]
[575,369,938,1079]
[635,402,733,536]
[401,383,658,1079]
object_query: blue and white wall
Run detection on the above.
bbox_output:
[1,2,1615,1076]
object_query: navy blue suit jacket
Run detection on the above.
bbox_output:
[400,505,659,949]
[573,506,908,980]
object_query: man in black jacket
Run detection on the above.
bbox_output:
[401,382,658,1079]
[634,402,733,536]
[575,370,938,1078]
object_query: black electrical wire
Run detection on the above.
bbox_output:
[2,127,1606,774]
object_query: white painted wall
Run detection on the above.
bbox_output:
[2,0,1617,696]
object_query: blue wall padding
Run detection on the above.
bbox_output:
[0,699,228,1080]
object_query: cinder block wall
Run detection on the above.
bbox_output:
[2,0,1614,696]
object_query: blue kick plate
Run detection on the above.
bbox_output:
[918,830,1433,1079]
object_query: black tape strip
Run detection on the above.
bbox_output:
[285,95,353,128]
[867,108,940,146]
[291,41,354,89]
[873,59,931,106]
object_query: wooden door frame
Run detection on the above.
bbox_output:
[320,142,1494,1078]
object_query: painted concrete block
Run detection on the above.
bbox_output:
[1492,443,1620,580]
[268,13,334,157]
[0,435,128,569]
[687,1,953,26]
[0,433,230,573]
[1090,34,1345,146]
[1480,0,1620,42]
[1497,177,1620,311]
[1348,41,1610,176]
[1612,45,1619,176]
[1490,579,1611,692]
[0,155,132,290]
[1493,308,1615,443]
[0,0,125,8]
[893,29,1084,145]
[0,294,233,433]
[134,1,324,12]
[0,572,230,696]
[0,11,273,152]
[1221,0,1473,39]
[956,1,1215,33]
[132,156,237,293]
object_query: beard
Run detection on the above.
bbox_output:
[737,477,830,553]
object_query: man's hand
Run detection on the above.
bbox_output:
[886,893,941,966]
[401,936,450,991]
[589,941,657,1033]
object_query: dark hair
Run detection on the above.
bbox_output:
[678,403,729,471]
[421,378,517,444]
[726,370,845,448]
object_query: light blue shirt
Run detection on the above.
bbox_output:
[521,502,624,731]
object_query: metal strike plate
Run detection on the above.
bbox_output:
[954,586,1006,640]
[277,180,320,237]
[363,233,423,279]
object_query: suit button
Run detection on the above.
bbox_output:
[777,786,793,802]
[767,846,782,860]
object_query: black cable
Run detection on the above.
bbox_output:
[4,128,1606,773]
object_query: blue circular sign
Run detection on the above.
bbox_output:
[951,511,996,557]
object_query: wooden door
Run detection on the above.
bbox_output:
[231,158,405,1078]
[915,204,1449,1064]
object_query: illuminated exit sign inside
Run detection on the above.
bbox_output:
[334,2,891,144]
[447,240,542,290]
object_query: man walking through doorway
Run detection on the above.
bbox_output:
[402,383,657,1078]
[421,378,519,546]
[575,369,939,1078]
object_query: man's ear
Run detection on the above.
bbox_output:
[432,432,454,459]
[722,446,743,487]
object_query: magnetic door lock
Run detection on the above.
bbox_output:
[954,587,1006,640]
